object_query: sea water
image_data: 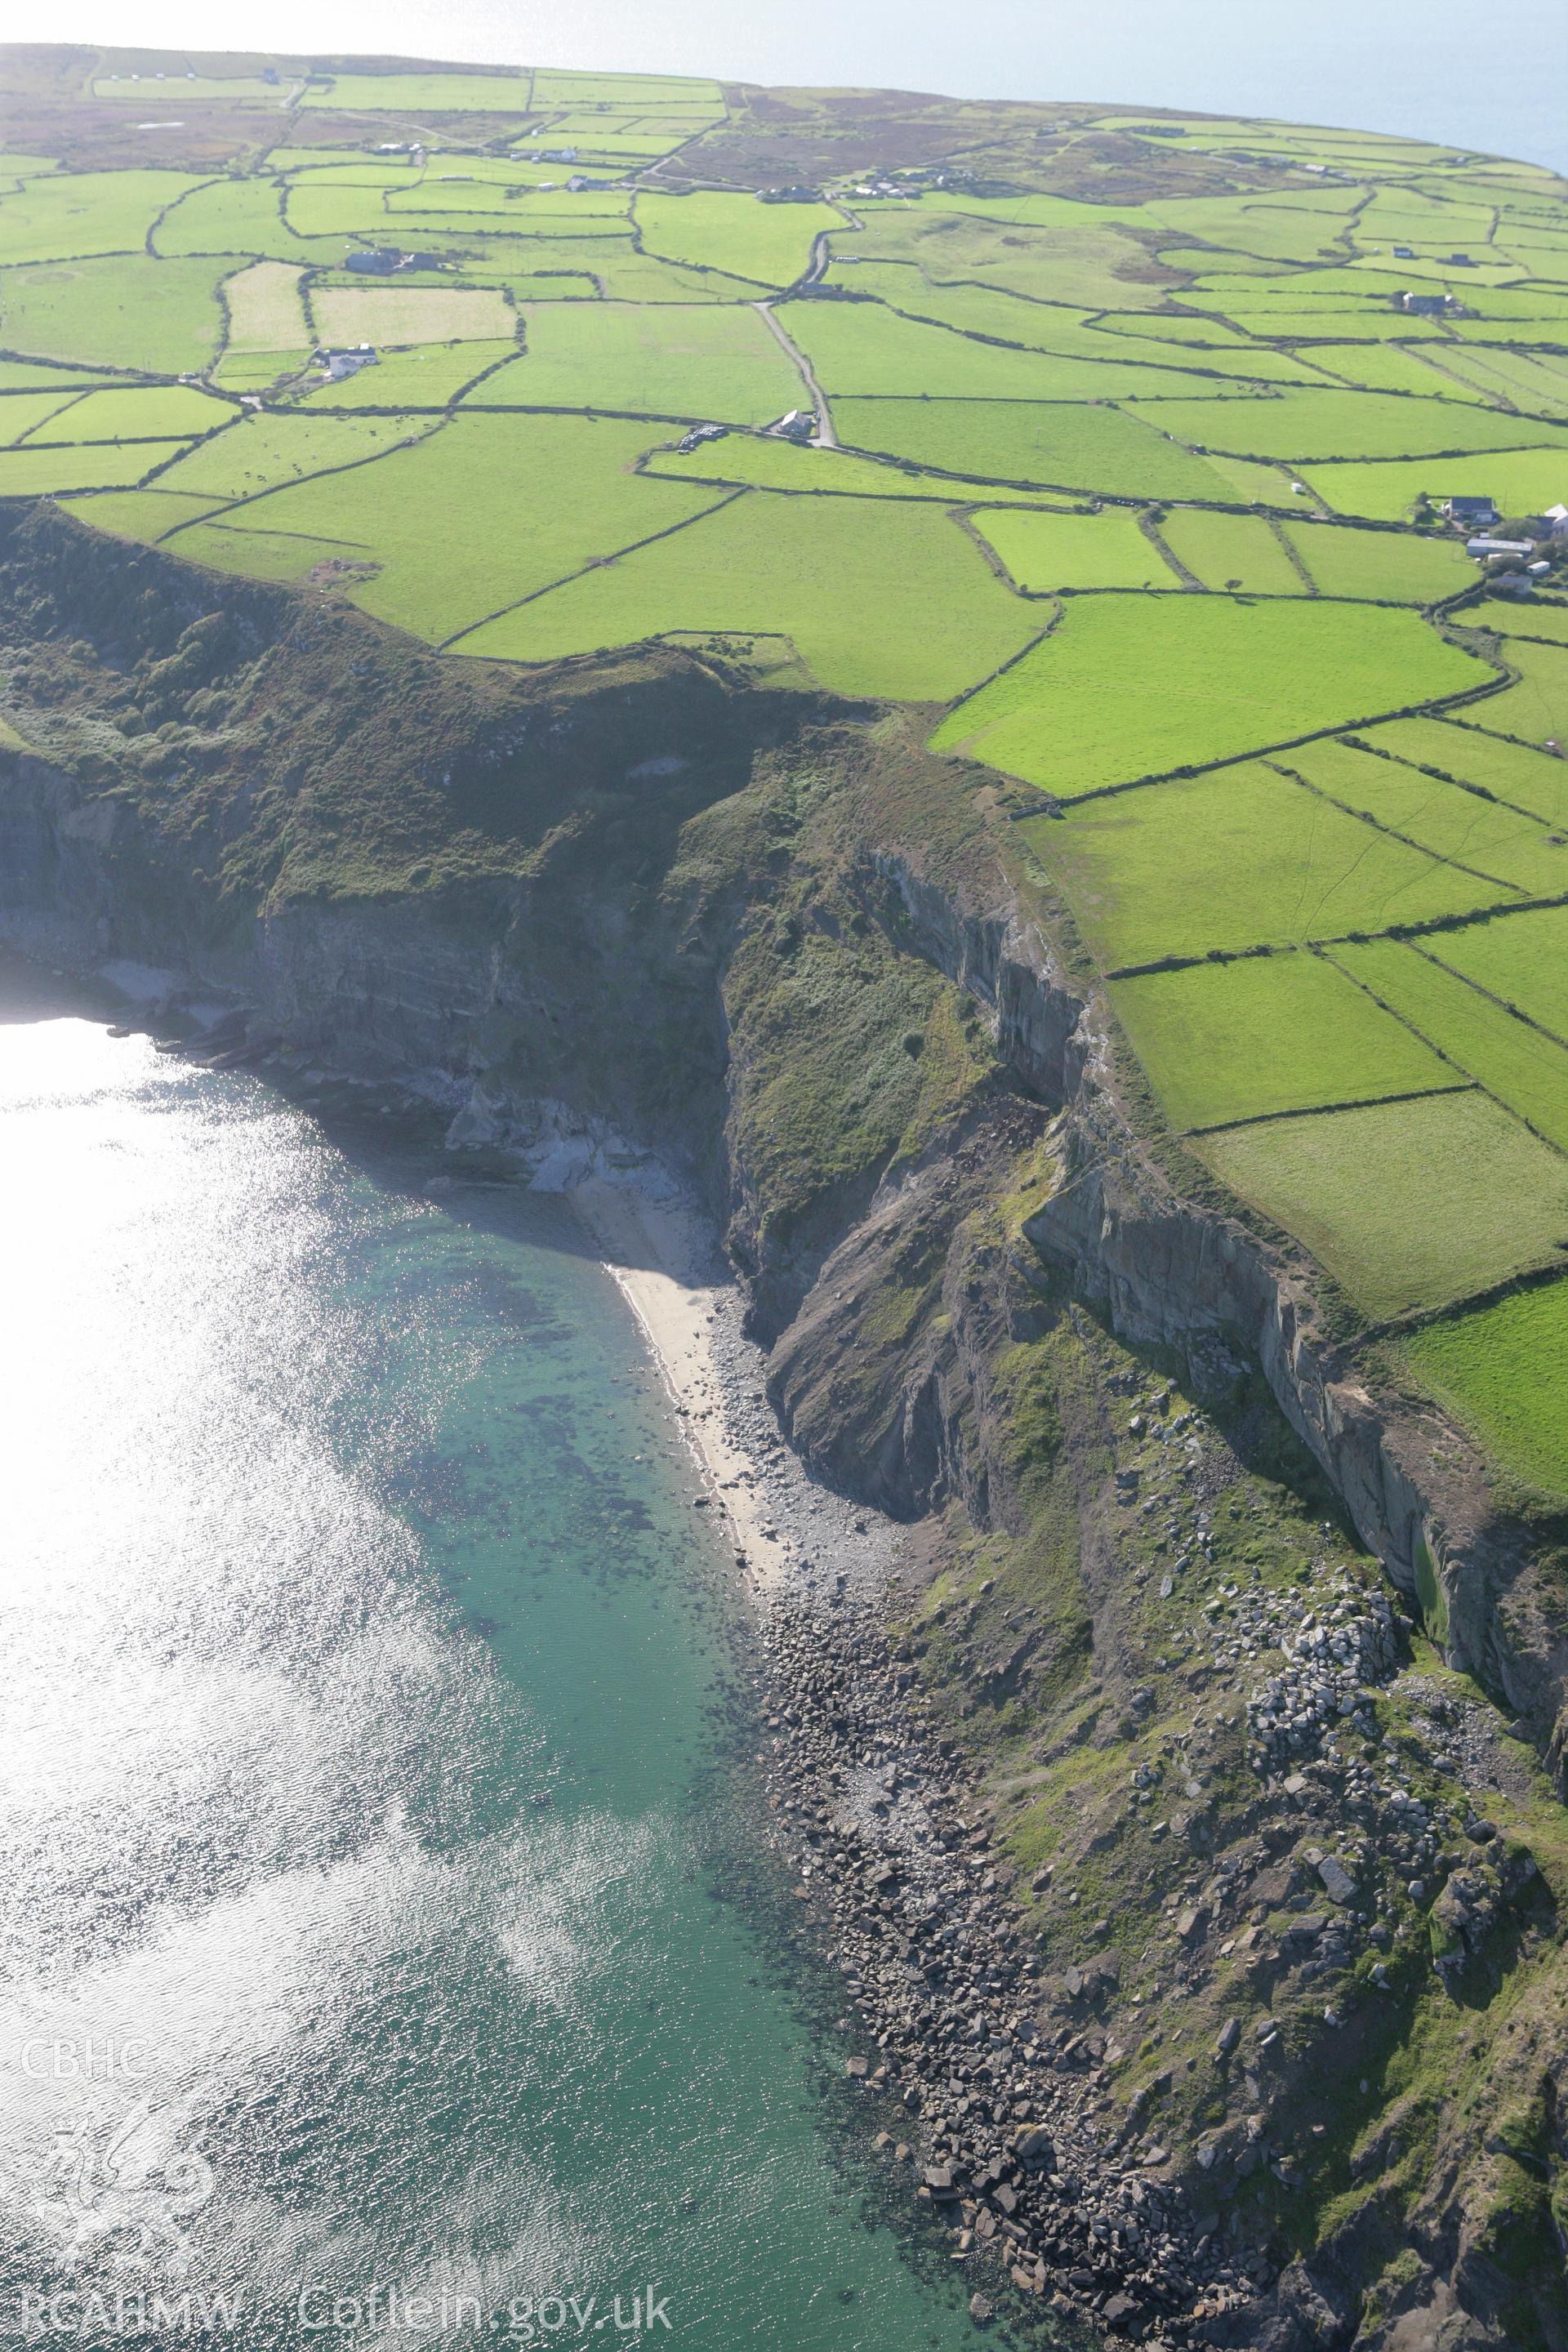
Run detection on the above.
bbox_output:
[0,982,992,2350]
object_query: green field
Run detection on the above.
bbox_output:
[1196,1089,1568,1318]
[1284,735,1568,893]
[311,284,518,346]
[1402,1278,1568,1492]
[224,260,310,351]
[0,255,227,373]
[298,71,537,112]
[1467,639,1568,747]
[1308,447,1568,522]
[782,298,1226,403]
[1422,905,1568,1040]
[456,491,1040,697]
[303,339,516,408]
[972,506,1177,590]
[474,304,804,423]
[835,399,1240,501]
[1018,760,1510,968]
[1110,948,1453,1129]
[0,442,192,493]
[1457,596,1568,647]
[933,595,1482,794]
[0,169,200,265]
[1330,935,1568,1148]
[1282,520,1472,601]
[163,413,731,640]
[0,390,82,443]
[1357,716,1568,826]
[640,435,1062,501]
[1121,389,1565,461]
[634,193,838,289]
[1156,506,1305,593]
[20,383,229,443]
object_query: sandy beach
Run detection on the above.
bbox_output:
[573,1171,904,1605]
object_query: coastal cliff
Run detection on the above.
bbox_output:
[1,502,1565,2352]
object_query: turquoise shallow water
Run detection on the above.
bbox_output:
[0,996,983,2350]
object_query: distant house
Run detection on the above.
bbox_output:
[1397,290,1455,317]
[1392,245,1414,259]
[1545,503,1568,537]
[540,147,578,163]
[1491,571,1535,598]
[567,174,621,192]
[758,185,824,204]
[1448,252,1475,265]
[345,247,409,277]
[768,409,817,443]
[1447,494,1499,527]
[319,345,378,381]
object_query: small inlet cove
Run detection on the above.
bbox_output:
[0,967,991,2352]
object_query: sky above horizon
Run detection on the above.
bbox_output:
[36,0,1568,173]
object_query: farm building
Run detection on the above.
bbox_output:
[1446,494,1500,526]
[318,345,378,382]
[768,409,817,443]
[345,247,410,277]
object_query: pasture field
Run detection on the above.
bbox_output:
[640,435,1068,501]
[1283,737,1568,893]
[1306,345,1490,401]
[1358,717,1568,827]
[153,177,327,264]
[1457,597,1568,647]
[0,443,190,493]
[223,261,310,351]
[0,170,200,266]
[20,384,229,443]
[172,413,731,641]
[1015,761,1510,969]
[1281,520,1472,602]
[1123,389,1566,461]
[0,256,227,374]
[0,358,115,392]
[298,72,536,111]
[971,506,1177,590]
[1195,1089,1568,1319]
[302,340,515,408]
[474,304,802,423]
[1401,1280,1568,1495]
[216,350,310,393]
[146,411,440,506]
[0,390,81,443]
[1424,905,1568,1040]
[456,492,1040,698]
[1330,936,1568,1149]
[852,207,1177,311]
[1156,507,1304,594]
[1109,949,1453,1129]
[835,399,1233,501]
[1468,639,1568,749]
[310,284,517,346]
[633,194,837,289]
[829,268,1327,382]
[932,595,1482,795]
[782,298,1224,403]
[60,487,226,541]
[1309,448,1568,522]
